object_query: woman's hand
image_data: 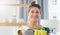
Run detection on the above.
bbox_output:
[37,24,42,29]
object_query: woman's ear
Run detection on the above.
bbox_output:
[39,9,41,17]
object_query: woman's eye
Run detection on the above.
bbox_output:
[36,11,39,13]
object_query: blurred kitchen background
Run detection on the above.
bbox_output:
[0,0,60,35]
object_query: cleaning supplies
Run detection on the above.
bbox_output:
[34,29,47,35]
[38,30,47,35]
[23,29,34,35]
[42,27,50,35]
[34,29,38,35]
[15,28,47,35]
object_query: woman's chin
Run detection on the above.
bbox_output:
[32,19,38,22]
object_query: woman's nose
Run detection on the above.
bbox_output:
[33,13,37,16]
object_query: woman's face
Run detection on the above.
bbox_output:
[28,7,41,21]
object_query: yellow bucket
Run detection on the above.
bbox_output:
[34,29,47,35]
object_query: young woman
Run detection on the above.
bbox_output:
[27,1,41,29]
[15,1,50,35]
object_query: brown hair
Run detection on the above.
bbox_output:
[29,1,40,9]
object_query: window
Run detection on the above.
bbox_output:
[48,0,60,20]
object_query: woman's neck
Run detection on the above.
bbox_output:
[28,20,38,29]
[30,20,38,25]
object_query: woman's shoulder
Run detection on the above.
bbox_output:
[18,26,29,31]
[17,22,29,30]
